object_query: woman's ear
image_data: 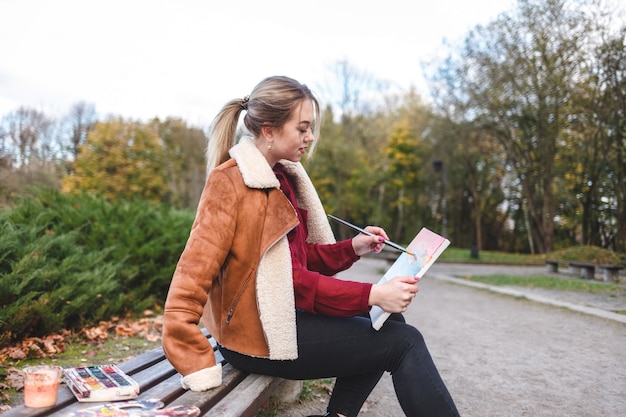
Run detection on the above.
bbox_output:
[261,126,273,139]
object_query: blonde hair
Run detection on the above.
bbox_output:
[206,76,321,173]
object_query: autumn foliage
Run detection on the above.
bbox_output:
[62,118,166,203]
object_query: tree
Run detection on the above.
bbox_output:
[377,89,437,242]
[0,107,62,201]
[309,62,392,240]
[62,118,166,202]
[383,120,426,240]
[429,0,598,253]
[153,117,207,209]
[307,105,356,239]
[592,26,626,251]
[64,101,96,159]
[0,107,55,168]
[316,59,390,120]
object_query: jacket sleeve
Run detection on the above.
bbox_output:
[162,171,237,390]
[307,239,359,275]
[294,239,372,317]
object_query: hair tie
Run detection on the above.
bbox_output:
[240,95,250,111]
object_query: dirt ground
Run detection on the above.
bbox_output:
[277,259,626,417]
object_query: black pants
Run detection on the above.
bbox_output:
[219,311,459,417]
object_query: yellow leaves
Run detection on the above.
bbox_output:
[62,118,166,203]
[384,120,426,191]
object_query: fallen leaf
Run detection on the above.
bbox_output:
[4,367,24,390]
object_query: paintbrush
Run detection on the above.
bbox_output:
[327,214,415,256]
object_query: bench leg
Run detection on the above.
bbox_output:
[603,269,618,283]
[546,263,558,273]
[580,266,595,280]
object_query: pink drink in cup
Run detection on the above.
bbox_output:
[23,365,63,408]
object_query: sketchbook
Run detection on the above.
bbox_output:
[370,227,450,330]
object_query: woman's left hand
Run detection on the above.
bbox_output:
[352,226,389,256]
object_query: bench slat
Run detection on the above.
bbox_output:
[127,357,177,390]
[135,373,185,403]
[167,365,249,413]
[202,373,283,417]
[116,347,167,374]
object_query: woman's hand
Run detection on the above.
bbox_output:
[351,226,389,256]
[368,276,420,313]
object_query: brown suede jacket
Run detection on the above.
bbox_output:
[162,137,336,391]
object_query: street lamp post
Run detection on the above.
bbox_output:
[433,160,447,238]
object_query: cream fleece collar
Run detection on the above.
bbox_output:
[229,137,335,245]
[228,136,280,189]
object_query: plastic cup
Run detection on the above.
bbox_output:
[23,365,63,408]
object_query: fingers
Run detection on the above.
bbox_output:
[401,293,416,312]
[352,226,390,255]
[404,278,419,309]
[371,277,421,313]
[399,293,418,312]
[364,226,389,241]
[391,277,419,312]
[398,275,421,286]
[352,233,386,256]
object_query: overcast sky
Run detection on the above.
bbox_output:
[0,0,515,127]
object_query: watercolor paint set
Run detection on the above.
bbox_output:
[64,364,140,402]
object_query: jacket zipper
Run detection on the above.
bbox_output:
[225,192,298,325]
[226,271,255,325]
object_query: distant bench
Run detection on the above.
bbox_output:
[4,329,296,417]
[545,259,624,282]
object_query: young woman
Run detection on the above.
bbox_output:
[162,76,459,417]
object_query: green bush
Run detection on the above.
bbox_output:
[0,189,194,348]
[547,246,625,265]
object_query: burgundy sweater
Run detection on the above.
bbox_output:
[274,164,372,317]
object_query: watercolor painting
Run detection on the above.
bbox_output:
[370,227,450,330]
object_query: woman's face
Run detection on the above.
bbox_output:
[267,99,316,166]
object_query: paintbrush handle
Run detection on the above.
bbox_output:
[327,214,414,255]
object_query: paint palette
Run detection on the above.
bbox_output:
[62,399,201,417]
[64,364,140,402]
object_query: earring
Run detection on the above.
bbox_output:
[267,143,272,150]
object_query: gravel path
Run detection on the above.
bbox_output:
[278,259,626,417]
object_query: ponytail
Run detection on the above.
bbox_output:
[206,99,245,173]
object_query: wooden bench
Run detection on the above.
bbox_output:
[546,259,624,282]
[4,330,292,417]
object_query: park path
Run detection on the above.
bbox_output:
[281,259,626,417]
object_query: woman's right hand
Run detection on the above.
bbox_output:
[368,276,420,313]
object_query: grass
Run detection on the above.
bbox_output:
[441,246,625,297]
[440,247,545,264]
[440,246,625,266]
[461,274,625,294]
